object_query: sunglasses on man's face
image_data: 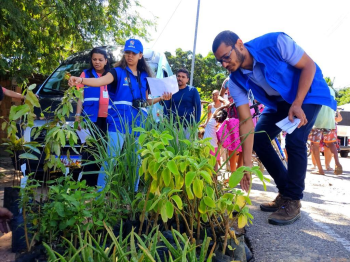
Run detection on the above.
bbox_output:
[216,47,234,66]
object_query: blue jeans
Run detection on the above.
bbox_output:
[97,131,140,192]
[253,102,321,200]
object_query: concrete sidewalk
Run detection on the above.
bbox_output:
[246,155,350,262]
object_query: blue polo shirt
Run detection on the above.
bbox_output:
[229,33,304,107]
[163,85,201,125]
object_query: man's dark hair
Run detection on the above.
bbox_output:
[212,30,240,53]
[214,109,228,124]
[177,68,189,78]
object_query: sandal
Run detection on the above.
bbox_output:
[334,165,343,175]
[311,170,325,175]
[326,166,333,171]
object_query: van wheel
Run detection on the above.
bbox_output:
[340,151,349,158]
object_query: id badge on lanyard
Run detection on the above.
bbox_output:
[102,88,109,99]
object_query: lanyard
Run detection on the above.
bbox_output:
[126,70,143,101]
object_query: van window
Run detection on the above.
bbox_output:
[40,62,89,95]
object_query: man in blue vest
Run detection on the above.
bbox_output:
[212,31,336,226]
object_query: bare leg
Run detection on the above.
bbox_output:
[311,142,325,175]
[228,150,239,172]
[237,152,243,168]
[326,142,342,174]
[324,147,333,170]
[283,149,288,162]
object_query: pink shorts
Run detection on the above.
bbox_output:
[210,147,220,161]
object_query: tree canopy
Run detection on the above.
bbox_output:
[165,48,228,100]
[0,0,155,84]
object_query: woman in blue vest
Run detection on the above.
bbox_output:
[69,39,172,191]
[75,48,110,133]
[75,48,111,186]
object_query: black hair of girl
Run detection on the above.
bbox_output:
[114,54,154,78]
[214,109,228,124]
[88,48,111,76]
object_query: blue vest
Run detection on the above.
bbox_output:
[107,67,148,133]
[230,32,337,112]
[82,69,103,123]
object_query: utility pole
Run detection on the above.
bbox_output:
[190,0,200,86]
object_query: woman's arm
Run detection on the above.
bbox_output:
[200,104,213,127]
[68,72,114,87]
[335,110,342,123]
[146,90,172,105]
[3,88,25,100]
[212,103,230,118]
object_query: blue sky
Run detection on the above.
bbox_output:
[138,0,350,89]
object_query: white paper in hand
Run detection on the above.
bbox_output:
[76,129,91,143]
[276,116,301,134]
[146,75,179,97]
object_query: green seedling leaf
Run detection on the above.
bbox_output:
[205,186,215,199]
[198,198,206,214]
[204,196,216,208]
[185,171,196,187]
[19,153,38,160]
[171,195,183,209]
[28,84,36,91]
[200,170,212,184]
[193,178,203,198]
[186,186,194,200]
[167,160,179,175]
[161,204,168,222]
[228,171,245,188]
[162,167,171,186]
[165,201,174,218]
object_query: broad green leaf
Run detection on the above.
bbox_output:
[139,133,147,145]
[186,186,194,200]
[28,84,36,91]
[150,180,158,193]
[228,172,245,188]
[193,178,203,199]
[236,195,246,208]
[167,160,179,175]
[54,202,65,217]
[185,171,196,187]
[171,195,183,210]
[174,174,184,189]
[162,168,171,187]
[161,205,168,222]
[26,91,40,107]
[141,157,149,175]
[19,153,38,160]
[238,214,248,228]
[205,186,215,199]
[165,201,174,218]
[204,196,216,208]
[198,198,206,214]
[200,170,212,184]
[179,161,188,173]
[133,127,146,133]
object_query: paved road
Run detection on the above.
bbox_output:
[246,155,350,262]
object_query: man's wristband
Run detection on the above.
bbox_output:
[75,113,81,117]
[81,78,84,84]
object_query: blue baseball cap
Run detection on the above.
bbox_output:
[124,39,143,54]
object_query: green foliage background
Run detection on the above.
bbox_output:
[165,48,228,100]
[0,0,155,84]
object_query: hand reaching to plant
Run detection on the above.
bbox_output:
[240,172,251,192]
[0,207,13,233]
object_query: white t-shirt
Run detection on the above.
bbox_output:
[203,118,218,148]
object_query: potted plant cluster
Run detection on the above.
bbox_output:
[2,82,270,262]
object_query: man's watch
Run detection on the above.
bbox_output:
[75,113,81,117]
